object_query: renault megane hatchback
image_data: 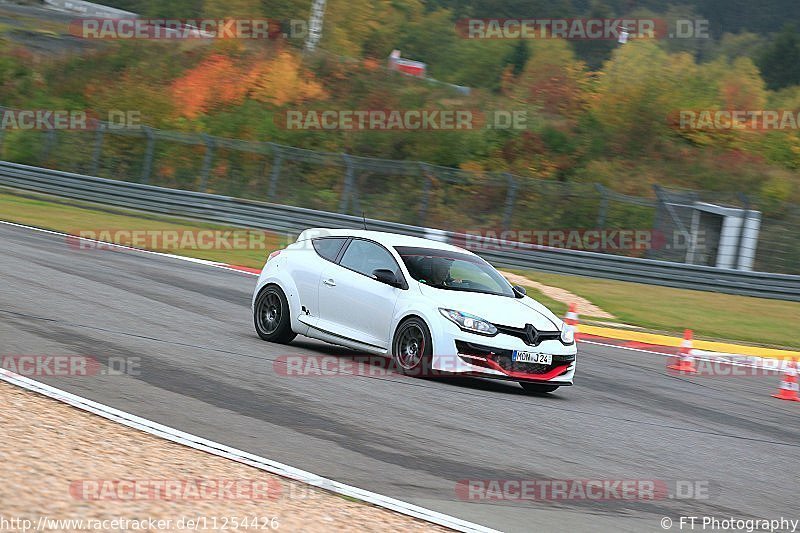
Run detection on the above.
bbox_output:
[252,228,576,393]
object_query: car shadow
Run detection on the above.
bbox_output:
[286,337,567,399]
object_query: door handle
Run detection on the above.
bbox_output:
[323,278,336,287]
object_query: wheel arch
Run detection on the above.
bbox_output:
[392,312,435,354]
[253,280,289,309]
[252,275,303,333]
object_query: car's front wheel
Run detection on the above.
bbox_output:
[519,382,560,394]
[391,317,433,376]
[254,285,296,344]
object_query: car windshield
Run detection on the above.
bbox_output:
[395,246,514,297]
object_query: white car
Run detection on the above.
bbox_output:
[251,229,576,393]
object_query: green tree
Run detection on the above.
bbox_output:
[591,41,711,154]
[757,25,800,90]
[508,39,587,117]
[504,41,529,77]
[708,32,765,62]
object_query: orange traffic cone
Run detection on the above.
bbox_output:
[564,303,579,338]
[772,359,800,402]
[667,329,697,373]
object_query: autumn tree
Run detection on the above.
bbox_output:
[758,25,800,90]
[172,50,326,119]
[506,39,587,117]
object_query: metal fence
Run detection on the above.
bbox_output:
[0,118,797,275]
[1,160,799,301]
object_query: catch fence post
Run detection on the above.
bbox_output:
[89,123,105,176]
[267,143,283,200]
[502,173,518,231]
[140,126,155,184]
[199,133,215,192]
[339,154,355,213]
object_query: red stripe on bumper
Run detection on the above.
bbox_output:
[483,360,571,381]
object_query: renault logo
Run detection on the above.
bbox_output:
[525,324,540,345]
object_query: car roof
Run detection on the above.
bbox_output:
[297,228,474,255]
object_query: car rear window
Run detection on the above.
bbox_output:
[312,237,347,262]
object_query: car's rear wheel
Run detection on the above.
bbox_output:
[519,382,560,394]
[254,285,296,343]
[391,317,433,376]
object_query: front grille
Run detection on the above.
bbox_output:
[455,341,575,375]
[494,324,561,346]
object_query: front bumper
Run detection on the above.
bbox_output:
[455,340,576,383]
[430,325,577,383]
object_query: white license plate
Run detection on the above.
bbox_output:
[512,351,552,365]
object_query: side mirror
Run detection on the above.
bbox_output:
[512,285,527,298]
[372,268,402,288]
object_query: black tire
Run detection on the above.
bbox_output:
[391,317,433,377]
[519,382,560,394]
[254,285,296,344]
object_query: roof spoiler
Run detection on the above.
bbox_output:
[296,228,335,242]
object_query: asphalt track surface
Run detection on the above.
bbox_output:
[2,222,799,533]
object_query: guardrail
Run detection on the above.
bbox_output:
[1,160,799,301]
[43,0,137,18]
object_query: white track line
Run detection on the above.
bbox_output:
[1,220,500,532]
[0,369,497,533]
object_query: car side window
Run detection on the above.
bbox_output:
[339,239,400,278]
[312,238,347,262]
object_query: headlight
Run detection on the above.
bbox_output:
[439,309,497,336]
[560,324,575,345]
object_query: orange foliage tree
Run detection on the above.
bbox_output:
[172,51,326,118]
[172,54,250,118]
[244,51,327,106]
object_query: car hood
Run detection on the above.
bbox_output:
[418,284,562,331]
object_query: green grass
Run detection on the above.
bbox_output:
[518,287,568,318]
[2,187,797,349]
[510,269,800,349]
[0,188,285,267]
